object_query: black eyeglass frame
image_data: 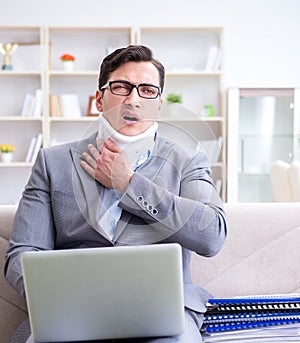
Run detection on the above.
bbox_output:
[100,80,161,100]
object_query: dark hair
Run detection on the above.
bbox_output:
[98,45,165,93]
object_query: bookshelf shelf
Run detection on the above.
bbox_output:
[160,116,224,122]
[0,25,226,204]
[0,116,43,121]
[48,117,98,122]
[48,71,99,76]
[0,71,42,76]
[0,162,33,167]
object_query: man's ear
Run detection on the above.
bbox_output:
[158,98,163,112]
[95,90,103,112]
[155,98,163,118]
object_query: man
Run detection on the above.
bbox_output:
[5,45,227,342]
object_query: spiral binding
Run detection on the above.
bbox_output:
[203,294,300,334]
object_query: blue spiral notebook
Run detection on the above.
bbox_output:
[202,293,300,338]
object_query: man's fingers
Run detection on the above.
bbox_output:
[96,138,104,151]
[80,160,95,178]
[81,151,97,168]
[103,138,121,153]
[88,144,100,160]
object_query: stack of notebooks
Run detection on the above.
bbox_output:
[201,294,300,342]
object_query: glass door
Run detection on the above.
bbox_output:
[227,88,299,202]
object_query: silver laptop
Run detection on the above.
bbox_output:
[21,243,185,342]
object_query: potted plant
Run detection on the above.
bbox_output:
[0,144,15,162]
[166,93,183,104]
[164,93,183,116]
[60,54,76,71]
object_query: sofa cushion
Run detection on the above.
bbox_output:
[191,202,300,297]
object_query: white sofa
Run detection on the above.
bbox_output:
[269,160,300,201]
[2,202,300,342]
[191,202,300,297]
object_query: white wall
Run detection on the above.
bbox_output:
[2,0,300,88]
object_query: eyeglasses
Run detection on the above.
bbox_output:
[100,80,161,99]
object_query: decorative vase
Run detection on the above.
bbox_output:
[1,152,13,162]
[201,105,214,117]
[62,61,74,71]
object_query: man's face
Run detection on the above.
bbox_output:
[96,61,163,136]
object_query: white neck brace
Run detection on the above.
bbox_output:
[98,115,158,167]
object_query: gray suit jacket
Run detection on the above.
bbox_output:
[5,132,227,314]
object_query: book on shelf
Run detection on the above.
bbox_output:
[21,94,36,117]
[25,136,37,162]
[201,294,300,342]
[25,134,43,163]
[49,95,61,117]
[20,89,43,117]
[60,94,81,118]
[32,89,43,118]
[49,94,81,118]
[204,46,222,72]
[197,137,223,162]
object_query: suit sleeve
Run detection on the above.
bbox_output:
[118,150,227,257]
[4,149,55,296]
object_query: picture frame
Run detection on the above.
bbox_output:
[87,96,99,116]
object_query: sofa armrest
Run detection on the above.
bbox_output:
[0,205,18,241]
[0,205,27,343]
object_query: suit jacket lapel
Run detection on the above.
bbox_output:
[70,133,111,241]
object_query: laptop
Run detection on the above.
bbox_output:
[21,243,185,342]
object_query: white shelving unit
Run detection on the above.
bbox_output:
[137,27,226,199]
[0,26,226,204]
[0,27,44,204]
[45,26,134,147]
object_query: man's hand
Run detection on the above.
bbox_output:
[80,138,134,193]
